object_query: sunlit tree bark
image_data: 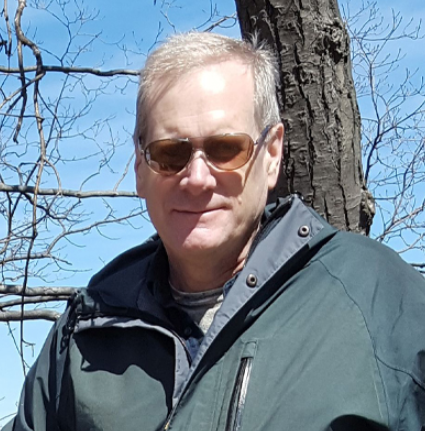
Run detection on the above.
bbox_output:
[235,0,375,234]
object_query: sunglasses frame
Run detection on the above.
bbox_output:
[139,125,272,176]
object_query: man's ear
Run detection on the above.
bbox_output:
[134,146,146,199]
[267,123,284,190]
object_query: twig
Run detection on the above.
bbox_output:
[0,183,138,198]
[0,65,139,76]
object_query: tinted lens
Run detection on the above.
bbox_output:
[204,134,253,170]
[144,133,254,174]
[146,139,192,174]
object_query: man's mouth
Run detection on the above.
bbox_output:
[173,207,223,215]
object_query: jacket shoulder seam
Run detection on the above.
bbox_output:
[314,258,390,423]
[316,257,425,389]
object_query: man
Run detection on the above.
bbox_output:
[7,32,425,431]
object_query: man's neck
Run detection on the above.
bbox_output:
[167,232,257,293]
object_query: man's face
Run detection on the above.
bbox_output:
[135,60,283,263]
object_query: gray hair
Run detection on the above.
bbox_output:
[134,32,281,146]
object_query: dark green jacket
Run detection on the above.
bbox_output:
[7,196,425,431]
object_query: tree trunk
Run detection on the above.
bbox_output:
[235,0,375,234]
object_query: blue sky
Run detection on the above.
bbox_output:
[1,0,424,425]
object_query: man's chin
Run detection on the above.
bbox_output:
[179,233,222,253]
[165,229,227,257]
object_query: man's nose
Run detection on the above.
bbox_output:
[179,150,216,194]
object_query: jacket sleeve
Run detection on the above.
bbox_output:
[5,311,70,431]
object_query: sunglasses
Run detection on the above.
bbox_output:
[139,125,272,175]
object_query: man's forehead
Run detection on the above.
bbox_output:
[201,60,251,89]
[153,59,252,93]
[198,69,227,94]
[143,59,256,140]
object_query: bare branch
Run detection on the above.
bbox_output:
[0,309,62,322]
[0,283,76,296]
[0,183,138,198]
[3,0,13,57]
[0,65,139,76]
[203,13,238,33]
[1,296,70,309]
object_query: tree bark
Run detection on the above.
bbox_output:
[235,0,375,233]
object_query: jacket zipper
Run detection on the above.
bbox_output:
[164,357,253,431]
[225,357,253,431]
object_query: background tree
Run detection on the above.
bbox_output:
[236,0,375,235]
[1,0,139,325]
[235,0,424,265]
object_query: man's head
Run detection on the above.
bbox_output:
[134,32,283,272]
[134,32,281,147]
